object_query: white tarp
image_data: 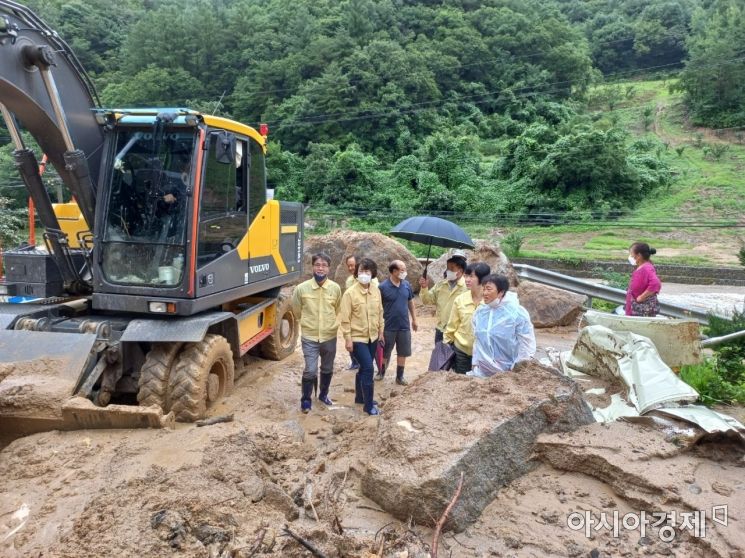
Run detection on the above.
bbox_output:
[592,393,638,423]
[565,325,698,414]
[563,323,744,439]
[581,309,701,367]
[654,406,745,434]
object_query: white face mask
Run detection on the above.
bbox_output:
[358,273,372,285]
[399,271,407,281]
[445,270,458,282]
[628,256,636,266]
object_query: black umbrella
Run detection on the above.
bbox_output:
[390,216,475,278]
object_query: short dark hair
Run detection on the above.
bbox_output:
[388,261,403,274]
[356,258,378,278]
[345,254,356,263]
[465,262,491,282]
[312,253,331,266]
[447,255,467,272]
[481,274,509,293]
[630,242,656,261]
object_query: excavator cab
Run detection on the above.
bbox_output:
[88,110,301,316]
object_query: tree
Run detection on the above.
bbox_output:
[496,123,671,213]
[676,0,745,127]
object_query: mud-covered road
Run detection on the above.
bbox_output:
[1,303,743,557]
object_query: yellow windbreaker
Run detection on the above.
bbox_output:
[420,277,468,331]
[291,278,342,343]
[339,282,384,343]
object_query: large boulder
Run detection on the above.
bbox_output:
[517,281,588,328]
[361,362,595,531]
[302,231,423,288]
[423,243,518,288]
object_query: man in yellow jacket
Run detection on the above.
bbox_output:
[291,253,342,413]
[339,258,384,416]
[444,262,490,373]
[418,255,468,343]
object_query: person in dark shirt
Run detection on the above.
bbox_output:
[377,260,418,385]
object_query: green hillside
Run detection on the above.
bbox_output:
[507,79,745,267]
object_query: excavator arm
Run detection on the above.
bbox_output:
[0,0,104,234]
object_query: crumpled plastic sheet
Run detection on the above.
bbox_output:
[565,325,698,414]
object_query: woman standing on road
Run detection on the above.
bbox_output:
[339,258,384,416]
[625,242,662,317]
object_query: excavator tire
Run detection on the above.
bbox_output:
[137,343,183,411]
[168,334,235,422]
[259,292,298,361]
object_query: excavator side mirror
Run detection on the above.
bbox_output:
[214,131,236,165]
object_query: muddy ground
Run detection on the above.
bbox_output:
[1,302,743,558]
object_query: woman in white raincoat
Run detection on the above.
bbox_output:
[469,274,536,377]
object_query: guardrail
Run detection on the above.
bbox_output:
[513,264,726,325]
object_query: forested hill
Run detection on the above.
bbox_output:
[2,0,744,220]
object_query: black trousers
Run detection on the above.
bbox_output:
[452,345,472,374]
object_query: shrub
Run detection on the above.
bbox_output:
[501,231,525,258]
[682,310,745,405]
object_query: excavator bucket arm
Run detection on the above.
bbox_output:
[0,0,104,229]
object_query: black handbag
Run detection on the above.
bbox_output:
[428,341,455,371]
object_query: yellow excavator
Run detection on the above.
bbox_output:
[0,1,301,437]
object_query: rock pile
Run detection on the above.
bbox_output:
[361,362,595,531]
[302,231,423,287]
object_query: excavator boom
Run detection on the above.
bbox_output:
[1,0,103,228]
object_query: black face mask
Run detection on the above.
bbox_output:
[313,272,327,283]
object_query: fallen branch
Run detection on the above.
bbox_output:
[358,504,386,513]
[376,537,385,557]
[307,482,320,522]
[248,528,266,557]
[196,414,234,427]
[431,472,464,558]
[282,525,328,558]
[332,514,344,535]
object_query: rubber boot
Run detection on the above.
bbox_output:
[375,360,386,381]
[301,378,314,413]
[363,384,379,415]
[395,365,408,386]
[318,373,333,406]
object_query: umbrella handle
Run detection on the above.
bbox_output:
[422,239,433,280]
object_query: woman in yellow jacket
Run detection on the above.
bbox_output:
[339,258,385,415]
[443,262,491,373]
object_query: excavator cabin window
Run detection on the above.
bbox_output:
[101,127,194,287]
[197,135,265,267]
[197,135,246,266]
